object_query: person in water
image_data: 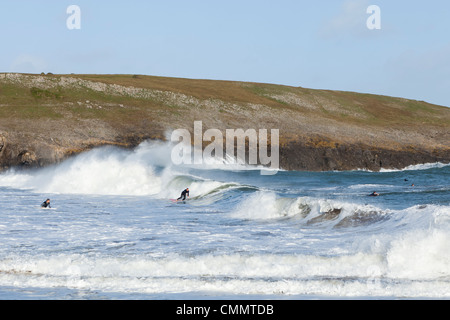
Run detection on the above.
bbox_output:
[369,191,379,197]
[41,199,51,208]
[177,188,189,201]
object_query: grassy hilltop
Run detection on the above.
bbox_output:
[0,73,449,171]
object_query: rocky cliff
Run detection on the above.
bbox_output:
[0,73,449,172]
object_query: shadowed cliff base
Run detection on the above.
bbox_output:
[0,73,449,172]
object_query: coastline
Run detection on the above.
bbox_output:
[1,73,449,172]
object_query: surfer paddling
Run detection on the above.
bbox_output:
[41,199,51,208]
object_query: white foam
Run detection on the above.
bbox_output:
[386,229,450,280]
[0,141,262,197]
[230,192,386,226]
[230,192,303,220]
[0,146,162,196]
[1,251,449,298]
[380,162,450,172]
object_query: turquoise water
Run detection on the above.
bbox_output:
[0,142,449,299]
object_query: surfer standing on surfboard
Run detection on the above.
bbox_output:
[177,188,189,201]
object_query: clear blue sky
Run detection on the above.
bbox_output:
[1,0,449,107]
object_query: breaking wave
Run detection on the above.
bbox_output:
[0,141,257,199]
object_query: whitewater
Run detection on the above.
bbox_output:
[0,141,449,299]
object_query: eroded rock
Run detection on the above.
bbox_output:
[18,150,37,166]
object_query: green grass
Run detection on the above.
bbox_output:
[0,104,64,119]
[1,73,449,130]
[30,87,63,100]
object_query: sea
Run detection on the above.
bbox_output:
[0,141,449,300]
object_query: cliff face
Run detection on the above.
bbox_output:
[0,73,449,172]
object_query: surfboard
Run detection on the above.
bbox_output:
[170,199,188,204]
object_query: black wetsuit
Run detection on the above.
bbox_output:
[177,189,189,201]
[41,201,51,208]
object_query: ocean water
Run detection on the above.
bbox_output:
[0,141,449,300]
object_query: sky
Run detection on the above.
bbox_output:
[1,0,450,107]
